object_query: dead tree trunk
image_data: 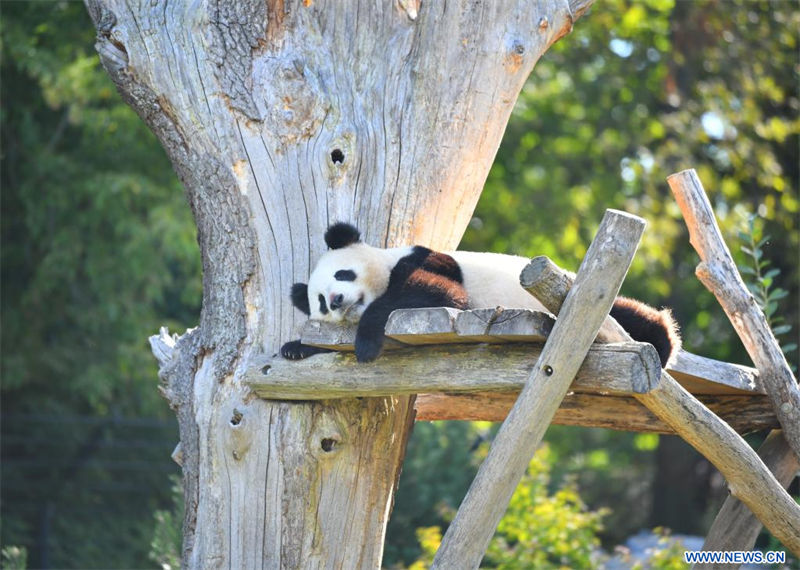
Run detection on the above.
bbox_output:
[87,1,592,567]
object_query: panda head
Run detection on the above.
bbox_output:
[291,223,394,323]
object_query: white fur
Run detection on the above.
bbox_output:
[449,251,548,313]
[307,244,413,322]
[306,244,545,322]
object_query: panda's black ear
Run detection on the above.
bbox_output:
[290,283,310,315]
[325,222,361,250]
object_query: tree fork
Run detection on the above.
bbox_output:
[87,0,594,567]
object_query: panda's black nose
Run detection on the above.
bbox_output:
[330,294,344,310]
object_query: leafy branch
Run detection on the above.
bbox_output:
[737,213,797,361]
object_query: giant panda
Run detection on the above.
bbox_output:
[281,222,681,364]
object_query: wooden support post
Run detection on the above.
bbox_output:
[700,431,799,567]
[522,256,800,554]
[667,168,800,461]
[431,209,646,570]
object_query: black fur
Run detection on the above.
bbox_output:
[325,222,361,250]
[354,248,468,362]
[610,297,681,367]
[291,283,310,315]
[334,269,357,281]
[280,340,333,360]
[318,294,329,315]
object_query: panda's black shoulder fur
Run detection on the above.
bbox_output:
[610,297,681,367]
[354,246,468,362]
[391,246,464,284]
[325,222,361,249]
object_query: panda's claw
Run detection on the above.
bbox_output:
[281,340,332,360]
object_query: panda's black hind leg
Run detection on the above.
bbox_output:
[280,340,333,360]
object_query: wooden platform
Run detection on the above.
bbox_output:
[246,308,775,435]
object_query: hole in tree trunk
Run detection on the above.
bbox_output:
[330,149,345,164]
[321,438,337,452]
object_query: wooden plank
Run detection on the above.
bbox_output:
[247,341,661,400]
[385,307,463,345]
[414,392,780,435]
[669,350,762,395]
[300,320,356,349]
[298,308,762,395]
[432,209,646,570]
[454,307,553,343]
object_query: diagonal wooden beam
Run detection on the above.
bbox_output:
[432,209,645,570]
[700,431,799,565]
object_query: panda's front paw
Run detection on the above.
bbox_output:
[354,334,384,363]
[281,340,331,360]
[281,340,307,360]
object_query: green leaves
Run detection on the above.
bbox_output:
[737,212,795,360]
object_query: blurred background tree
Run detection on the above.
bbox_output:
[1,0,796,568]
[1,3,197,567]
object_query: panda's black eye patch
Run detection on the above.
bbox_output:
[334,269,357,282]
[318,294,329,315]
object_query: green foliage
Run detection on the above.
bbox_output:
[404,445,608,570]
[1,3,197,568]
[0,546,27,570]
[483,445,608,569]
[149,476,183,570]
[406,527,442,570]
[629,529,690,570]
[737,211,797,361]
[384,421,483,564]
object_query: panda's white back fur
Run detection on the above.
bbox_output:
[448,251,548,313]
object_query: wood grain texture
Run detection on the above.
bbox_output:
[86,0,595,566]
[668,168,800,462]
[432,209,646,570]
[248,341,661,399]
[414,392,780,434]
[523,255,800,554]
[700,431,799,566]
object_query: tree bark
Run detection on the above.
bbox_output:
[87,1,590,567]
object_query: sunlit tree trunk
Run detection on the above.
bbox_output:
[86,0,591,566]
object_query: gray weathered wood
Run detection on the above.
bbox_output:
[523,255,800,554]
[669,350,762,395]
[299,305,762,395]
[432,209,646,570]
[668,168,800,462]
[302,307,555,348]
[384,307,464,345]
[248,341,660,399]
[699,431,800,568]
[89,0,595,566]
[454,307,555,342]
[415,392,780,434]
